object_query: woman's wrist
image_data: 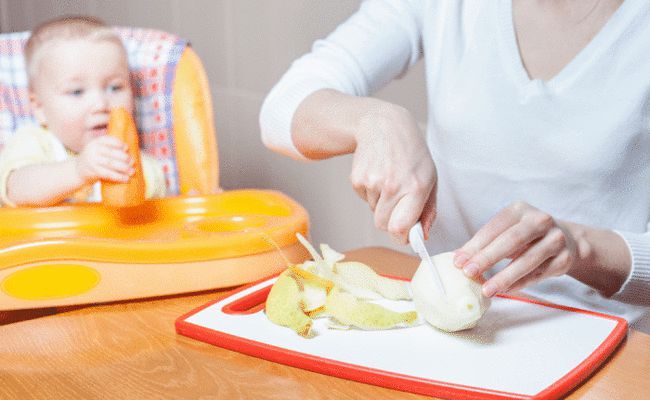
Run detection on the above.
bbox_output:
[565,221,631,296]
[355,99,409,146]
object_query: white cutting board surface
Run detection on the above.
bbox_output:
[176,276,626,399]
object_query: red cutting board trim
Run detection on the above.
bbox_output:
[175,275,627,400]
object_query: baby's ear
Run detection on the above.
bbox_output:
[29,91,47,127]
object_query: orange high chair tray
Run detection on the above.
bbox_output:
[0,190,310,310]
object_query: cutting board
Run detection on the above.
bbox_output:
[175,275,627,400]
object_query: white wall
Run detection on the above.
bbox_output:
[0,0,428,253]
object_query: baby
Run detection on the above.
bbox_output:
[0,16,166,207]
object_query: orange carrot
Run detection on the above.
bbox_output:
[101,107,145,208]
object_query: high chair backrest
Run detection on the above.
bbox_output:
[0,27,219,196]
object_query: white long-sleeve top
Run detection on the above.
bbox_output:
[259,0,650,331]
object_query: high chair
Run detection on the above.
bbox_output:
[0,27,310,310]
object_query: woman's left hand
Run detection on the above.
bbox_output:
[453,201,579,297]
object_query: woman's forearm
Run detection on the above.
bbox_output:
[565,221,631,296]
[291,89,404,160]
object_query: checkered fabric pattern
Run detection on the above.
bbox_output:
[0,27,187,195]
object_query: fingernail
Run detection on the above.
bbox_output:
[454,253,468,268]
[463,262,479,277]
[483,282,498,297]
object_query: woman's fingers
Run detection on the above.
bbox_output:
[461,221,550,278]
[505,246,576,294]
[351,183,367,204]
[481,229,564,296]
[455,201,579,297]
[350,167,381,210]
[455,202,553,268]
[501,259,552,294]
[366,188,381,212]
[373,191,399,231]
[386,191,431,244]
[353,167,436,245]
[460,204,531,251]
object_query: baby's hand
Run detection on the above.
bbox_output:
[75,136,135,184]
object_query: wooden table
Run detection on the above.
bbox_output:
[1,247,648,400]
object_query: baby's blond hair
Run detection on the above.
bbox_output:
[24,16,126,87]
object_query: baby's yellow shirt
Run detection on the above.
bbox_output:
[0,124,167,206]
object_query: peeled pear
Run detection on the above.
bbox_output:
[411,252,490,332]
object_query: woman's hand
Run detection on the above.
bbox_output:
[454,201,633,298]
[351,104,437,244]
[454,201,580,297]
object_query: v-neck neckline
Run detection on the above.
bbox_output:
[498,0,636,91]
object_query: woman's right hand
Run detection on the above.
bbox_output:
[75,135,134,184]
[290,90,437,243]
[351,104,437,244]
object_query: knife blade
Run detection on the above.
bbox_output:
[408,222,446,296]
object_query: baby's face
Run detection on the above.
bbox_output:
[30,38,133,153]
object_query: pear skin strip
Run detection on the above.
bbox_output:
[305,305,327,318]
[325,289,418,330]
[334,261,412,300]
[300,278,328,315]
[296,233,322,261]
[265,271,313,337]
[288,265,334,293]
[320,243,345,265]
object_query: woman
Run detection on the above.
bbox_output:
[260,0,650,331]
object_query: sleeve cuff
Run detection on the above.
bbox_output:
[611,230,650,304]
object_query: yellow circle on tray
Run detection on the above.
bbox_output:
[1,264,100,300]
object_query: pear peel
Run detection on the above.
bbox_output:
[326,288,418,330]
[265,270,314,337]
[265,236,417,337]
[333,261,411,300]
[411,252,490,332]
